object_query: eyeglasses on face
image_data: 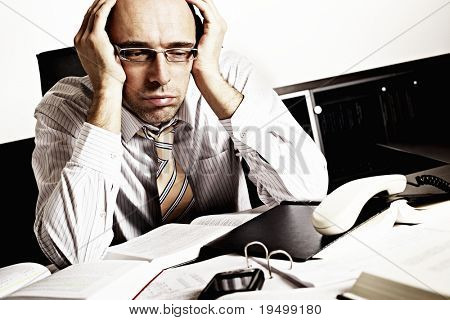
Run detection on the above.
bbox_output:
[113,45,198,63]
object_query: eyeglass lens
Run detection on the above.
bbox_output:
[119,48,196,62]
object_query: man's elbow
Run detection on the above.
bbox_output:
[34,220,71,269]
[290,164,329,202]
[309,165,329,201]
[34,215,109,269]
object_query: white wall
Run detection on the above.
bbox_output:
[1,0,449,143]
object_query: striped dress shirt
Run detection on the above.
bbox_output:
[32,51,328,268]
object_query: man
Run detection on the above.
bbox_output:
[32,0,328,268]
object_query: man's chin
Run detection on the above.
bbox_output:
[137,106,179,125]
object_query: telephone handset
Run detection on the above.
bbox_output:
[312,173,450,235]
[312,175,407,236]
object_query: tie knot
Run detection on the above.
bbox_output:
[141,124,177,161]
[143,125,175,143]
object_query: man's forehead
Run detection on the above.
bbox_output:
[109,0,195,44]
[115,0,190,11]
[112,0,194,25]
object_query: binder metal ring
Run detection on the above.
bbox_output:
[244,241,269,268]
[267,249,293,279]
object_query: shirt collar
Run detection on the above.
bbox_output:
[121,75,200,143]
[121,105,146,143]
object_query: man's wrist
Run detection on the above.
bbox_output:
[94,78,124,98]
[88,85,123,134]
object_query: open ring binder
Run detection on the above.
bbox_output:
[243,241,294,279]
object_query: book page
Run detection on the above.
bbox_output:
[417,201,450,231]
[105,224,234,266]
[219,280,355,300]
[135,254,297,300]
[0,263,50,298]
[314,200,450,261]
[190,213,259,227]
[190,205,269,227]
[244,204,271,214]
[361,224,450,297]
[5,260,154,300]
[313,207,397,260]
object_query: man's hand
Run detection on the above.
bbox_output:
[186,0,243,120]
[74,0,124,133]
[186,0,226,77]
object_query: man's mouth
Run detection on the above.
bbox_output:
[141,95,177,107]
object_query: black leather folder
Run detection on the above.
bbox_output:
[198,199,393,262]
[198,204,341,262]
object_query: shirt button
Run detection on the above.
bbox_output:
[110,153,116,159]
[99,212,106,218]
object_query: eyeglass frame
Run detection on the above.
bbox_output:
[113,44,198,63]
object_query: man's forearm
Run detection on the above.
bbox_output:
[192,69,244,120]
[75,0,126,134]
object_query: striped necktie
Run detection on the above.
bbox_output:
[142,122,195,223]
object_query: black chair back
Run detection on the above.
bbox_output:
[0,138,48,267]
[36,46,86,95]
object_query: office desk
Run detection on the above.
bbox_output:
[136,165,450,300]
[135,199,450,300]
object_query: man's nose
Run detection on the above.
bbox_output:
[147,53,171,86]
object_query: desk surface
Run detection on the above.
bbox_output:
[139,199,450,300]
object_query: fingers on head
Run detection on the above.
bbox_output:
[75,0,116,45]
[186,0,226,30]
[75,0,103,44]
[92,0,117,34]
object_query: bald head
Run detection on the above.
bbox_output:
[107,0,196,47]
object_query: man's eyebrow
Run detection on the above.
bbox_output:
[116,41,195,48]
[116,41,148,48]
[165,42,195,48]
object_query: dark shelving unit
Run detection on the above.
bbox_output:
[277,53,450,192]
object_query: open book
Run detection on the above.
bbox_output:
[1,210,263,299]
[0,263,51,298]
[3,260,159,300]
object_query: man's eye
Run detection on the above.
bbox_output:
[168,50,189,57]
[120,49,155,61]
[123,49,147,57]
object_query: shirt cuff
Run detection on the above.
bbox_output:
[70,122,122,177]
